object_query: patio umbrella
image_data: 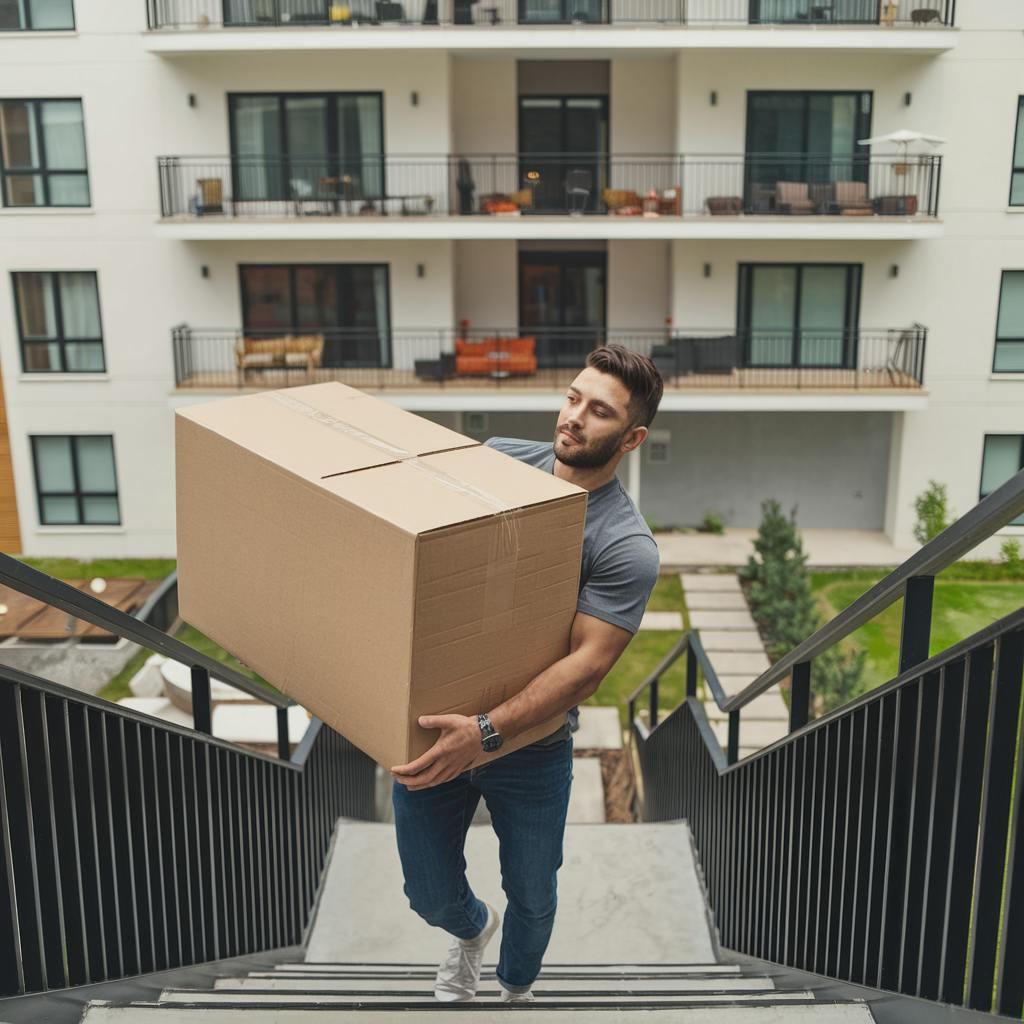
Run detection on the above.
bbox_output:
[857,128,947,157]
[857,129,946,201]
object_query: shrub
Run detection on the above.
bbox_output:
[1000,537,1023,573]
[741,499,864,713]
[698,511,724,535]
[913,480,954,545]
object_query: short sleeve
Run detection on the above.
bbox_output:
[577,534,660,634]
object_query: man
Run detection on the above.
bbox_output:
[390,344,663,1004]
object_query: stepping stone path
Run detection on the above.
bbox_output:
[680,573,790,760]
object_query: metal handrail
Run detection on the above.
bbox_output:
[720,467,1024,715]
[0,554,292,709]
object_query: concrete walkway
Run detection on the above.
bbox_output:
[306,820,717,965]
[658,529,915,570]
[680,573,789,760]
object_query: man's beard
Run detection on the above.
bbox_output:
[553,426,627,469]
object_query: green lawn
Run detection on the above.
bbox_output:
[812,568,1024,695]
[586,572,693,727]
[20,557,177,580]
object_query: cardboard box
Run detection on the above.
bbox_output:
[175,382,586,769]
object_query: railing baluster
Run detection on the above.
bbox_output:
[899,575,935,673]
[727,709,740,765]
[789,660,811,732]
[191,667,212,736]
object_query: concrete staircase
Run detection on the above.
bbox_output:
[681,573,790,760]
[80,820,876,1022]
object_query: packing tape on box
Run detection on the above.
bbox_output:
[266,390,521,622]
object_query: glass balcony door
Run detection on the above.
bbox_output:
[738,263,861,368]
[518,96,608,213]
[229,92,384,204]
[240,263,391,367]
[749,0,882,24]
[518,0,605,23]
[519,251,606,368]
[744,90,871,208]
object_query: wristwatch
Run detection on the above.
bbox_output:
[477,713,503,753]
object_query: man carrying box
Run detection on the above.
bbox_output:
[391,345,664,1004]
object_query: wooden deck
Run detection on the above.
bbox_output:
[0,579,161,642]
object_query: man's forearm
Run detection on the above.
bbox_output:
[487,650,603,743]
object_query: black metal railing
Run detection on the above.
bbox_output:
[0,555,376,998]
[171,323,927,391]
[157,154,943,220]
[147,0,955,29]
[626,467,1024,1018]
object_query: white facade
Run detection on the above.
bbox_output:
[1,1,1022,557]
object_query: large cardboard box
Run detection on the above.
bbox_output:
[175,382,586,769]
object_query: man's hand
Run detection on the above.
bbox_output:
[390,714,481,791]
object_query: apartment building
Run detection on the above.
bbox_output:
[1,0,1022,557]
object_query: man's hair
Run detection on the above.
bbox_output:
[586,344,664,428]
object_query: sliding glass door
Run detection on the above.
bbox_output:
[519,251,606,368]
[240,263,391,367]
[229,92,384,203]
[518,0,605,23]
[519,96,608,212]
[745,90,871,200]
[738,263,861,368]
[749,0,882,24]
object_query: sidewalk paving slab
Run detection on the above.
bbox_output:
[699,630,765,652]
[707,651,771,676]
[680,573,743,593]
[689,609,757,631]
[640,610,684,631]
[574,706,623,750]
[685,591,750,611]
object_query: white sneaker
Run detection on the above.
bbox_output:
[500,987,536,1003]
[433,903,500,1002]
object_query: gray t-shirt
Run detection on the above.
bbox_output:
[485,437,660,743]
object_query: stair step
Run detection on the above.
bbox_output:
[212,976,778,993]
[272,962,744,976]
[83,1000,877,1021]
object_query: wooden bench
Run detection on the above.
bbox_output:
[234,334,325,383]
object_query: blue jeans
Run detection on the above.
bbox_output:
[392,736,573,992]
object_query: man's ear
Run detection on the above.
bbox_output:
[621,425,648,454]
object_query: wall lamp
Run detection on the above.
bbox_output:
[417,263,426,278]
[703,262,712,278]
[903,91,912,106]
[411,91,419,107]
[200,264,210,278]
[890,264,899,278]
[709,90,718,106]
[188,93,197,108]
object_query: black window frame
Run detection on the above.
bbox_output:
[238,261,393,369]
[737,261,863,369]
[30,434,121,527]
[0,0,75,30]
[1010,96,1024,208]
[979,434,1024,526]
[11,270,105,374]
[993,269,1024,374]
[0,97,90,208]
[744,90,873,197]
[227,91,386,202]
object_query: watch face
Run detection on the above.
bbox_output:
[482,733,503,753]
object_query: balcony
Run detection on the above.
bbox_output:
[143,0,958,54]
[172,324,928,410]
[157,154,943,241]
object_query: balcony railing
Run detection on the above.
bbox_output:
[147,0,955,29]
[171,324,927,392]
[158,153,943,220]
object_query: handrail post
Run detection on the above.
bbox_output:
[899,574,935,673]
[727,709,740,765]
[686,642,698,698]
[192,665,212,735]
[277,707,291,760]
[789,659,811,732]
[650,676,659,728]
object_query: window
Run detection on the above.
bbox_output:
[980,435,1024,526]
[229,93,383,203]
[738,263,862,368]
[0,98,88,206]
[0,0,74,30]
[994,271,1024,372]
[13,271,104,372]
[1011,97,1024,207]
[31,435,120,526]
[240,263,391,368]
